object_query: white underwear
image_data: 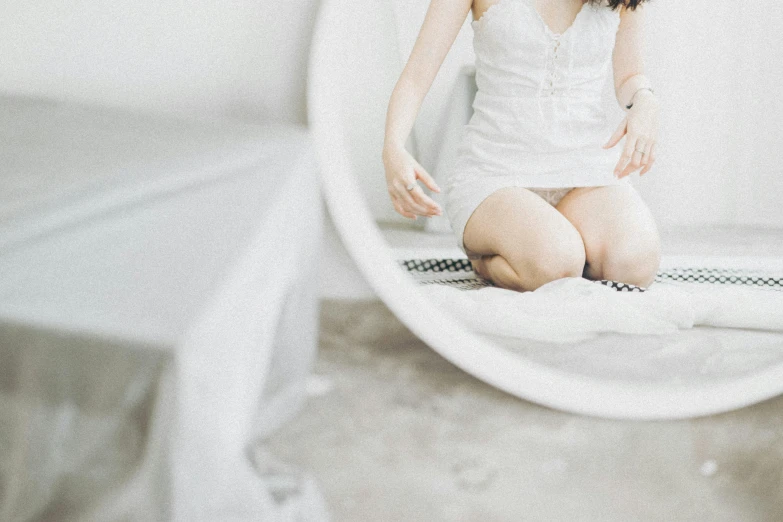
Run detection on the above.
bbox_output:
[444,175,631,258]
[527,186,574,206]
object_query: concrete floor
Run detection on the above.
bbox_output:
[266,224,783,520]
[268,299,783,521]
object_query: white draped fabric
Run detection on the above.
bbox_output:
[0,95,329,521]
[421,273,783,344]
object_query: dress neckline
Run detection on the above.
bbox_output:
[472,0,591,40]
[527,0,589,39]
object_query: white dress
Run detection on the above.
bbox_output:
[444,0,631,256]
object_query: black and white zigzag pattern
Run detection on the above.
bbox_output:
[656,266,783,289]
[397,258,783,292]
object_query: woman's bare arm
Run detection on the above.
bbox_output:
[612,3,653,109]
[382,0,473,219]
[605,3,659,178]
[383,0,473,151]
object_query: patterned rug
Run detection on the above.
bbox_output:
[397,257,783,292]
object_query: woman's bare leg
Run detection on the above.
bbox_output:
[464,186,587,292]
[556,183,661,287]
[471,253,525,290]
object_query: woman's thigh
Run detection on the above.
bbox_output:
[462,186,587,282]
[555,183,661,284]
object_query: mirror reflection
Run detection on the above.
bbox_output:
[324,0,783,390]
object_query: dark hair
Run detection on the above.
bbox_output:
[589,0,649,10]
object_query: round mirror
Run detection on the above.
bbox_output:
[308,0,783,419]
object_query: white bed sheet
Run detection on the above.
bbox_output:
[0,94,310,345]
[0,94,328,521]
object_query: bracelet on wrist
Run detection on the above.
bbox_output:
[626,87,655,110]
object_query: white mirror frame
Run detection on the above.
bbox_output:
[307,0,783,420]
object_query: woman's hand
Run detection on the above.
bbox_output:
[603,90,660,179]
[382,144,443,219]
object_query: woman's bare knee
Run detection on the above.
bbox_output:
[528,243,585,288]
[474,254,528,292]
[505,231,586,290]
[462,186,588,291]
[601,241,661,287]
[557,183,662,287]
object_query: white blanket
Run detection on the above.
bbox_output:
[420,277,783,343]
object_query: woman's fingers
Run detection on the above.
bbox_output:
[409,184,442,215]
[384,149,443,218]
[392,196,417,219]
[397,178,441,216]
[639,142,656,176]
[639,140,653,169]
[388,183,425,217]
[603,117,627,149]
[394,179,436,216]
[392,194,418,220]
[626,142,645,177]
[614,143,633,178]
[618,136,647,178]
[406,190,441,216]
[410,163,443,213]
[394,202,416,219]
[413,163,441,193]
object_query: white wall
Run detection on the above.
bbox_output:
[0,0,317,123]
[0,0,375,300]
[327,0,783,298]
[1,0,780,301]
[378,1,783,230]
[639,2,783,228]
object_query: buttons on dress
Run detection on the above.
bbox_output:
[543,35,563,97]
